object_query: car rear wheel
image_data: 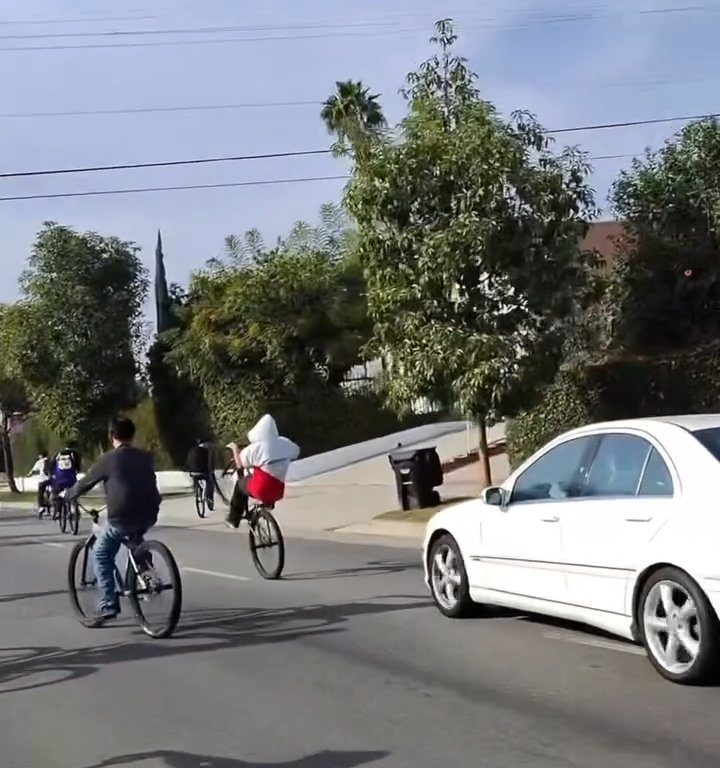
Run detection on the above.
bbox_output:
[640,567,720,685]
[429,534,474,618]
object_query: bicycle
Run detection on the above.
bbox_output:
[57,494,81,535]
[67,505,182,638]
[216,462,285,580]
[192,475,208,519]
[37,483,53,521]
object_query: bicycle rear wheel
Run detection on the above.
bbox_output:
[249,507,285,580]
[69,500,80,535]
[68,538,104,628]
[127,540,182,639]
[194,480,206,519]
[58,499,68,534]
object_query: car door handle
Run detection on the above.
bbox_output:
[541,515,560,523]
[625,516,653,522]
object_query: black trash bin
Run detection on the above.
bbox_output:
[388,447,444,511]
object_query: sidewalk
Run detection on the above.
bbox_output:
[159,422,509,544]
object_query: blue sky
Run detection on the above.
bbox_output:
[1,0,718,303]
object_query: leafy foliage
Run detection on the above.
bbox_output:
[608,119,720,353]
[507,342,720,467]
[345,20,597,423]
[169,209,372,445]
[3,223,147,449]
[321,79,387,155]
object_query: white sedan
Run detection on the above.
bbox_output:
[423,415,720,684]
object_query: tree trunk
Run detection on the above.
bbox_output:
[478,414,492,490]
[0,412,19,494]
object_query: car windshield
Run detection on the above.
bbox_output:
[692,427,720,460]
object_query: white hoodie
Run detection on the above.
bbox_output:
[239,415,299,503]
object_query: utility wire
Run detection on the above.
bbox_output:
[0,175,350,202]
[0,6,714,52]
[0,101,321,118]
[0,153,642,203]
[548,111,720,134]
[0,149,332,179]
[1,110,717,180]
[0,20,402,40]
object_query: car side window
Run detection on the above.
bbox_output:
[638,448,674,497]
[582,434,651,498]
[511,437,596,504]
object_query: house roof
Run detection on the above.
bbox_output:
[581,220,627,260]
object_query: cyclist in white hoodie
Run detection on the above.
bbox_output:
[225,414,299,528]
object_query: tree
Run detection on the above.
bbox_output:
[0,305,30,493]
[4,223,148,450]
[168,209,371,442]
[609,118,720,354]
[344,20,597,485]
[321,80,387,154]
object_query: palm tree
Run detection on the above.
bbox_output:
[321,80,386,151]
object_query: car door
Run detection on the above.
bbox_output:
[476,435,598,605]
[560,432,677,615]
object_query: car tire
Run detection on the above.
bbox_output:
[428,534,474,618]
[639,566,720,685]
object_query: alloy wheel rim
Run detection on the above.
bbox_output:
[431,544,462,610]
[643,580,700,675]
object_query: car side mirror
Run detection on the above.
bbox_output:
[482,486,505,507]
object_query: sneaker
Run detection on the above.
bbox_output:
[224,516,240,529]
[94,605,119,623]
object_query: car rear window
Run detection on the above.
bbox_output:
[692,427,720,460]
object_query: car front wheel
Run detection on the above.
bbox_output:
[429,534,474,618]
[640,566,720,684]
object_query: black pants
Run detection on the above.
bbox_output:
[227,475,250,525]
[37,479,50,509]
[191,473,215,507]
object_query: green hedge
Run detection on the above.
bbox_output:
[507,342,720,468]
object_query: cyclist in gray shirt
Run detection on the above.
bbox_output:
[65,416,161,622]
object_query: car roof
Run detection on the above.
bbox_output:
[567,414,720,436]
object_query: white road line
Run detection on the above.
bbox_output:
[543,630,645,656]
[30,538,65,549]
[181,566,249,582]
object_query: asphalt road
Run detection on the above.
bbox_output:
[1,510,720,768]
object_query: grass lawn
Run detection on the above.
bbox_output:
[375,496,474,523]
[0,491,38,504]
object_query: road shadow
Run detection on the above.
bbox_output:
[285,559,421,581]
[0,596,428,695]
[83,749,388,767]
[0,589,67,604]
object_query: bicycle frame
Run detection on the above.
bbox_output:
[78,511,153,600]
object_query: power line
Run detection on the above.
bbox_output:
[0,152,640,203]
[548,111,720,134]
[0,149,332,179]
[0,6,714,52]
[0,14,155,26]
[0,20,401,40]
[2,109,716,179]
[0,175,350,202]
[0,101,321,119]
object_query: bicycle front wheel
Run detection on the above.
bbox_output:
[249,508,285,580]
[69,500,80,535]
[67,538,103,627]
[194,480,206,519]
[58,500,68,534]
[127,540,182,639]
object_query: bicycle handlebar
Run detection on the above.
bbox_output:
[77,502,107,523]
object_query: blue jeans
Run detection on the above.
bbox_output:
[93,524,144,611]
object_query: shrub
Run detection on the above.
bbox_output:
[507,342,720,468]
